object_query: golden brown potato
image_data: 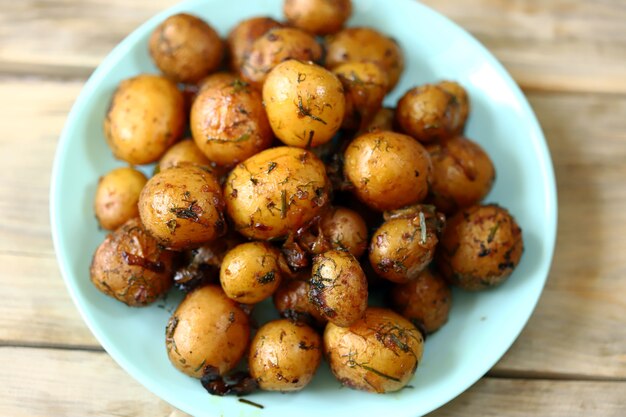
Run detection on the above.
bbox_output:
[325,27,404,90]
[138,165,226,251]
[320,206,368,257]
[227,17,283,71]
[390,268,451,333]
[273,279,327,327]
[90,218,175,306]
[343,131,432,211]
[220,242,283,304]
[224,147,331,240]
[284,0,352,35]
[249,319,322,391]
[427,136,495,214]
[438,80,470,131]
[191,78,273,166]
[149,13,224,83]
[240,28,322,87]
[324,307,424,393]
[395,82,468,143]
[94,167,147,231]
[310,250,368,327]
[166,285,250,377]
[104,74,185,165]
[332,62,389,130]
[436,204,524,290]
[263,60,345,148]
[158,139,213,172]
[197,72,239,91]
[357,107,395,135]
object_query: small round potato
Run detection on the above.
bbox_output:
[436,204,524,290]
[325,27,404,90]
[90,218,175,306]
[138,165,226,250]
[227,17,283,71]
[356,107,395,136]
[197,72,239,91]
[396,82,468,143]
[390,268,452,333]
[220,242,283,304]
[158,139,213,172]
[333,62,389,130]
[324,307,424,393]
[166,285,250,377]
[249,319,322,391]
[191,78,273,166]
[284,0,352,35]
[94,167,147,231]
[320,206,368,257]
[104,74,185,165]
[240,28,322,87]
[310,250,368,327]
[263,60,345,148]
[224,147,331,240]
[427,136,495,214]
[273,279,327,327]
[343,131,432,211]
[149,13,224,83]
[438,80,470,131]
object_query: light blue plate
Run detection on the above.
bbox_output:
[50,0,557,415]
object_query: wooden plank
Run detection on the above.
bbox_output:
[0,1,625,93]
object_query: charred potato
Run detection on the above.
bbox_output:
[138,165,226,251]
[284,0,352,35]
[310,250,368,327]
[224,146,331,240]
[104,74,185,165]
[263,60,345,148]
[273,279,327,327]
[94,167,147,231]
[324,307,424,393]
[90,218,175,306]
[166,285,250,377]
[436,204,524,290]
[227,17,283,71]
[249,319,322,391]
[320,206,368,257]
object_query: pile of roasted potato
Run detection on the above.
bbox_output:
[90,0,524,397]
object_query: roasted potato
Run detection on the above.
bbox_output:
[224,146,331,240]
[94,167,147,231]
[320,206,368,257]
[158,139,215,172]
[310,250,368,327]
[249,319,322,391]
[227,17,283,71]
[273,279,327,327]
[436,204,524,290]
[284,0,352,35]
[438,80,470,131]
[325,27,404,90]
[166,285,250,377]
[343,131,432,211]
[149,13,224,83]
[357,107,395,135]
[324,307,424,393]
[104,74,185,165]
[138,165,226,251]
[263,60,345,148]
[90,218,175,306]
[197,72,239,91]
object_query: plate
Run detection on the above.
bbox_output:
[50,0,558,415]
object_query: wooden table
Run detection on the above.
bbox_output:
[1,1,625,416]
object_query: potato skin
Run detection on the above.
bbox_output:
[149,13,224,83]
[227,17,283,71]
[427,136,495,214]
[390,268,451,333]
[249,319,322,391]
[438,81,470,132]
[90,218,174,306]
[273,279,327,327]
[158,139,212,171]
[436,204,524,290]
[284,0,352,35]
[240,28,322,87]
[220,242,282,304]
[104,74,185,165]
[263,60,345,148]
[138,165,226,251]
[166,285,250,377]
[320,206,368,258]
[356,107,395,136]
[343,131,433,211]
[191,78,273,166]
[94,167,147,231]
[324,307,424,393]
[310,250,368,327]
[325,27,404,90]
[224,147,331,240]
